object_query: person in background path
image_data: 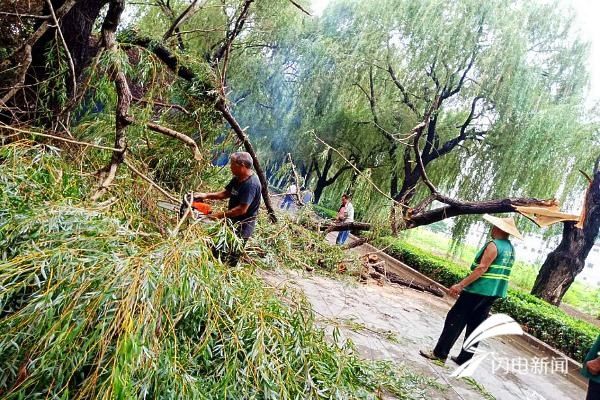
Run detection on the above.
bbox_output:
[301,187,313,205]
[582,334,600,400]
[193,152,262,264]
[420,214,522,365]
[335,194,354,245]
[280,182,297,210]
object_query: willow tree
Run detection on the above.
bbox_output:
[310,0,592,232]
[0,0,317,221]
[224,9,389,205]
[531,157,600,305]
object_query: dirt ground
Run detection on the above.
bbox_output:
[259,230,588,400]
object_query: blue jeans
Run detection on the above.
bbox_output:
[336,230,350,245]
[280,195,293,209]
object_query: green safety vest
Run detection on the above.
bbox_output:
[463,239,515,298]
[581,335,600,383]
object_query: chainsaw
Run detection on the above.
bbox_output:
[157,194,213,222]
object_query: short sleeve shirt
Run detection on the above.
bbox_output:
[345,202,355,222]
[225,174,262,239]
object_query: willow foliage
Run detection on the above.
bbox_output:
[0,143,439,398]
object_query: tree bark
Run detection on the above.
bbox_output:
[406,196,557,229]
[91,0,132,201]
[321,221,371,233]
[531,170,600,305]
[2,0,108,124]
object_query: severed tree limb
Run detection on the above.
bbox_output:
[322,221,371,233]
[344,237,368,250]
[406,197,558,229]
[405,108,555,228]
[146,122,202,160]
[287,152,304,206]
[91,0,132,201]
[370,263,445,297]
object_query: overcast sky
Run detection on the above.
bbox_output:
[310,0,600,104]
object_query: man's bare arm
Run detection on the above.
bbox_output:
[195,190,230,201]
[213,204,250,219]
[448,242,498,296]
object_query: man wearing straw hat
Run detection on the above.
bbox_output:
[420,214,522,365]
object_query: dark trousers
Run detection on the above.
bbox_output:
[212,237,247,266]
[433,291,498,362]
[587,380,600,400]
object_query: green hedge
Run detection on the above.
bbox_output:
[313,205,338,219]
[375,237,600,361]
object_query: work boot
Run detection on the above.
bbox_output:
[419,349,445,362]
[451,355,467,366]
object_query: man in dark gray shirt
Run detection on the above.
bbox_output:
[194,151,262,240]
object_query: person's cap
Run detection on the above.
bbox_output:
[482,214,523,240]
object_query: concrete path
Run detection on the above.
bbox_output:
[260,229,588,400]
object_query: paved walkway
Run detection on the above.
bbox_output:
[261,228,588,400]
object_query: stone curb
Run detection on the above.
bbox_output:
[352,237,588,389]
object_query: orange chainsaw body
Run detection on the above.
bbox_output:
[191,201,212,215]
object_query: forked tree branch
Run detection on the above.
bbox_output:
[92,0,132,201]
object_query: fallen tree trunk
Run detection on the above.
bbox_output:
[370,263,445,297]
[406,197,557,229]
[322,221,371,233]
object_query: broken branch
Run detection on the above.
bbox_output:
[146,122,202,160]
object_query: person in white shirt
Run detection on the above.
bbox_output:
[335,194,354,245]
[280,183,297,210]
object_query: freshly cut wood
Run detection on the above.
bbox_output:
[344,237,368,250]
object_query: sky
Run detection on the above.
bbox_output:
[310,0,600,104]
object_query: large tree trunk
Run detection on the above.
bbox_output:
[2,0,108,125]
[531,170,600,305]
[313,174,329,204]
[313,150,334,204]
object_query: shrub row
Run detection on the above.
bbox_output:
[375,237,600,361]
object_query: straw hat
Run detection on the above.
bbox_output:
[482,214,523,240]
